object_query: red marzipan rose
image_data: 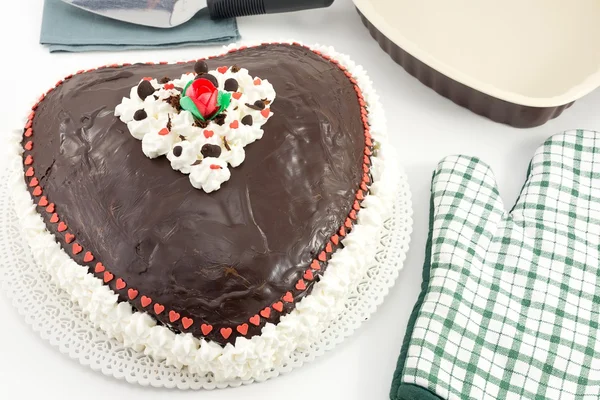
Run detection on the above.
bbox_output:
[186,78,219,118]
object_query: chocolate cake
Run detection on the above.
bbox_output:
[21,43,374,345]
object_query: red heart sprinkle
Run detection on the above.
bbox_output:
[103,271,114,283]
[25,128,33,137]
[203,130,214,138]
[50,213,59,223]
[360,182,368,192]
[210,164,222,170]
[94,262,105,273]
[29,177,38,187]
[362,164,369,174]
[142,77,153,81]
[356,190,364,200]
[326,242,333,253]
[311,260,321,270]
[182,317,194,329]
[364,147,372,156]
[229,120,239,129]
[283,292,294,303]
[345,218,353,229]
[128,288,139,300]
[57,222,68,232]
[83,251,94,262]
[169,310,180,322]
[364,155,371,165]
[232,92,242,100]
[115,278,126,290]
[25,120,32,129]
[33,187,42,196]
[24,141,33,151]
[65,233,75,244]
[217,66,229,74]
[363,173,370,184]
[201,324,213,335]
[339,226,346,237]
[273,301,284,312]
[296,279,306,291]
[254,78,262,85]
[38,196,48,207]
[158,128,170,136]
[260,307,271,319]
[237,323,249,335]
[331,234,339,245]
[304,270,314,281]
[154,303,165,314]
[260,108,270,118]
[220,327,232,339]
[140,296,152,307]
[353,201,360,211]
[349,210,357,220]
[318,251,327,262]
[46,203,55,213]
[25,167,34,177]
[365,137,373,146]
[163,83,175,90]
[249,315,260,326]
[24,155,33,165]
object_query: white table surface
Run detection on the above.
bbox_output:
[2,1,600,398]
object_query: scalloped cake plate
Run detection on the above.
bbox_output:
[354,0,600,127]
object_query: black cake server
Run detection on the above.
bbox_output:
[61,0,335,28]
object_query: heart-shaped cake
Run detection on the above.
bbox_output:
[14,42,397,380]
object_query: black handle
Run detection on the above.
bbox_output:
[207,0,334,19]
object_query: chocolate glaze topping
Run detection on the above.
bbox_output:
[27,44,364,344]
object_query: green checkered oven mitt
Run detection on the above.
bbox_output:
[392,130,600,400]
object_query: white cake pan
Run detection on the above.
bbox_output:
[355,0,600,127]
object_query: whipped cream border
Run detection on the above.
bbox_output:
[9,40,399,382]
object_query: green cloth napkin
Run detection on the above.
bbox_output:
[392,130,600,400]
[40,0,240,52]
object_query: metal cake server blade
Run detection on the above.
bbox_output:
[61,0,206,28]
[60,0,335,28]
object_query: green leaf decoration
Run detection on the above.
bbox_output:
[180,96,203,120]
[182,80,193,94]
[218,91,231,110]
